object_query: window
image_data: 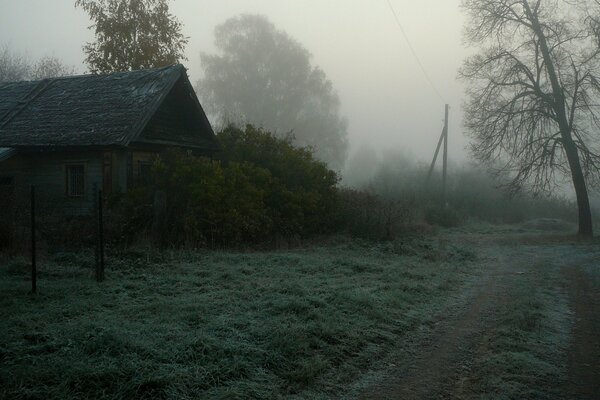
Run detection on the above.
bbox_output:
[66,165,85,197]
[0,176,14,187]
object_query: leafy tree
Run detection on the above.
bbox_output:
[460,0,600,237]
[75,0,188,73]
[198,14,349,170]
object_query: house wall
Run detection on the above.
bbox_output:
[114,150,128,193]
[0,149,163,217]
[0,151,103,215]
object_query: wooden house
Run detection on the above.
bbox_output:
[0,64,218,214]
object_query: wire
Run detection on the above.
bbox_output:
[385,0,446,103]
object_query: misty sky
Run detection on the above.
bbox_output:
[0,0,469,167]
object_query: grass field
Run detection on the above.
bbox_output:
[0,237,477,399]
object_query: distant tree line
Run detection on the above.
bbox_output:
[0,45,75,83]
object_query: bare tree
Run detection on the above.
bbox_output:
[31,56,76,80]
[460,0,600,237]
[0,45,30,83]
[1,45,75,83]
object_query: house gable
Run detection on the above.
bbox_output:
[132,73,218,151]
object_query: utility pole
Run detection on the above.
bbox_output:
[442,104,449,205]
[427,104,449,205]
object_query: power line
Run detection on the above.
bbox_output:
[385,0,446,103]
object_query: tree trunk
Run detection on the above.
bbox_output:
[563,138,594,237]
[524,1,594,237]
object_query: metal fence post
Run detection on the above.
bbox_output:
[95,187,105,282]
[30,185,36,294]
[98,189,104,282]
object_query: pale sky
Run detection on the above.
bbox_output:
[0,0,470,166]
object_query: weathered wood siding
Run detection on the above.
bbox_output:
[0,151,103,215]
[139,79,214,150]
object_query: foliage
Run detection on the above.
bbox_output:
[110,125,340,247]
[423,205,462,228]
[154,152,273,246]
[448,168,576,225]
[198,14,349,169]
[460,0,600,236]
[217,125,340,236]
[338,188,418,240]
[75,0,188,73]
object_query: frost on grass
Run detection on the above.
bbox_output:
[0,238,476,399]
[459,245,575,399]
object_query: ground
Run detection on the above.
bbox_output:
[0,224,599,399]
[354,228,600,399]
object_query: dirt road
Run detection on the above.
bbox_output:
[357,233,600,399]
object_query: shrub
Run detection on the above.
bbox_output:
[338,188,417,240]
[423,205,462,228]
[218,125,340,236]
[107,125,340,247]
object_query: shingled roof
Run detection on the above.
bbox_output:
[0,64,217,150]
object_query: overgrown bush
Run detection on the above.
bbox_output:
[154,152,273,246]
[217,125,340,236]
[337,188,417,240]
[424,205,462,228]
[107,125,340,247]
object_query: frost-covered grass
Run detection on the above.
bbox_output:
[0,238,475,399]
[462,245,575,399]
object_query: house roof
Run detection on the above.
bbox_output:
[0,147,16,162]
[0,64,217,150]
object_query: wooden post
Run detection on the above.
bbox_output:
[427,104,450,204]
[442,104,449,206]
[427,126,446,182]
[30,185,36,294]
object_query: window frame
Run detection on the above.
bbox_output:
[65,163,85,198]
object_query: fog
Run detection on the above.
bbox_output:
[0,0,468,168]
